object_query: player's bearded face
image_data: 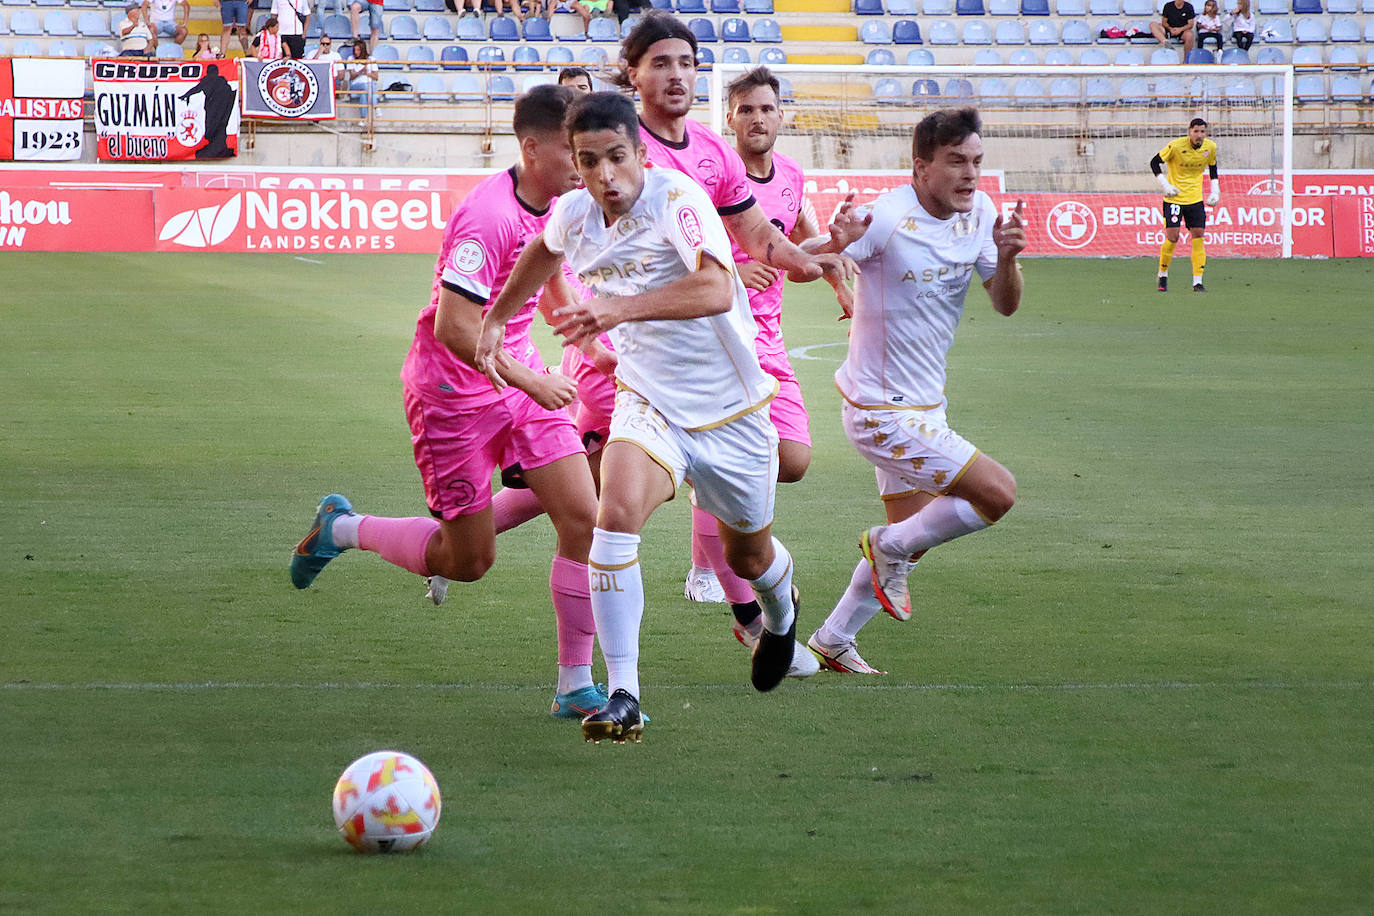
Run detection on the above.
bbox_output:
[727,85,782,158]
[574,128,647,220]
[914,133,983,218]
[1189,124,1208,147]
[629,39,696,120]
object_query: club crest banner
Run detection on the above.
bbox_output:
[240,59,336,121]
[0,58,85,161]
[92,59,240,161]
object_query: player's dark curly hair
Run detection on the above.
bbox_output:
[514,84,575,138]
[565,91,641,147]
[913,107,983,162]
[610,11,698,89]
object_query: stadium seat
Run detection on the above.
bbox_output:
[1185,47,1214,63]
[1289,0,1320,11]
[48,38,78,55]
[488,74,515,100]
[688,16,715,42]
[1044,47,1072,63]
[1254,46,1285,63]
[1007,47,1036,64]
[511,44,540,69]
[855,0,884,12]
[923,0,954,10]
[477,45,506,69]
[955,0,984,12]
[1022,0,1050,11]
[743,0,774,11]
[892,18,921,42]
[389,14,419,39]
[1224,77,1256,100]
[1292,16,1325,41]
[373,43,401,68]
[1088,0,1119,12]
[522,16,552,40]
[696,45,714,64]
[677,0,707,10]
[720,16,749,40]
[1012,78,1044,103]
[1095,19,1127,42]
[84,39,117,56]
[759,45,786,63]
[963,20,992,42]
[383,0,409,9]
[928,20,958,42]
[545,44,574,63]
[455,15,484,40]
[1291,44,1323,67]
[1055,0,1086,12]
[861,17,892,43]
[43,10,75,34]
[866,46,896,65]
[1120,75,1150,101]
[989,0,1018,12]
[582,45,609,64]
[1255,0,1285,11]
[489,15,518,40]
[944,77,975,99]
[1293,73,1324,101]
[912,78,940,98]
[1366,18,1374,41]
[887,0,918,12]
[905,47,935,63]
[440,44,469,68]
[974,47,1003,63]
[1219,47,1250,64]
[1048,77,1078,101]
[1325,0,1355,10]
[77,10,109,36]
[155,40,182,57]
[777,76,794,100]
[693,74,709,100]
[414,0,444,9]
[422,15,452,40]
[11,38,40,54]
[711,0,740,10]
[415,73,447,101]
[873,77,904,102]
[406,44,436,67]
[1259,18,1292,40]
[978,77,1009,102]
[994,20,1025,42]
[1077,47,1108,63]
[522,73,556,92]
[622,16,640,38]
[1114,47,1143,64]
[722,44,750,62]
[1028,20,1058,43]
[1153,75,1186,98]
[587,16,618,40]
[1329,17,1360,40]
[1149,47,1179,64]
[1329,46,1359,69]
[1331,74,1363,101]
[1083,77,1115,101]
[752,18,781,41]
[450,73,481,101]
[1061,20,1093,42]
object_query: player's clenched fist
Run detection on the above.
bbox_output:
[993,199,1027,260]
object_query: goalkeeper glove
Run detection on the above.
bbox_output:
[1206,189,1220,207]
[1157,173,1181,198]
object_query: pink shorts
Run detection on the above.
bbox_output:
[404,389,583,520]
[760,349,810,447]
[561,345,616,451]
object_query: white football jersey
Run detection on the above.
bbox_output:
[542,167,776,431]
[835,185,999,411]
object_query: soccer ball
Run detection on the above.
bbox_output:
[331,750,442,853]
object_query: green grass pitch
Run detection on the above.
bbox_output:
[1,252,1371,914]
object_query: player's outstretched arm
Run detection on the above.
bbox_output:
[797,191,873,256]
[552,256,734,349]
[987,200,1026,317]
[474,233,562,388]
[722,202,856,289]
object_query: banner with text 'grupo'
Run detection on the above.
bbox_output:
[93,59,240,162]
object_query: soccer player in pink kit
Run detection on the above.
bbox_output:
[289,85,608,720]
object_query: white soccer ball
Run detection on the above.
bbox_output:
[331,750,441,854]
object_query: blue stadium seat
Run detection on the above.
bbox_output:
[1089,0,1119,12]
[866,46,896,64]
[1061,20,1092,42]
[1293,73,1324,101]
[1256,0,1284,10]
[1022,0,1049,10]
[155,40,182,58]
[688,16,715,42]
[84,39,118,56]
[1028,20,1058,42]
[43,10,76,34]
[873,76,904,102]
[1367,47,1374,68]
[855,0,884,12]
[722,44,750,62]
[892,18,922,42]
[489,15,519,40]
[383,0,409,11]
[1121,0,1153,14]
[413,0,444,9]
[777,76,794,101]
[1121,75,1150,101]
[582,45,609,64]
[1185,47,1214,63]
[720,16,749,40]
[1254,46,1285,63]
[1048,77,1078,101]
[1012,78,1044,103]
[1290,0,1320,11]
[994,20,1025,42]
[523,16,552,39]
[923,0,953,11]
[1219,46,1250,64]
[488,74,515,100]
[989,0,1018,12]
[1114,47,1142,64]
[1153,75,1186,99]
[1326,0,1355,10]
[522,73,556,92]
[974,47,1003,63]
[1329,17,1360,40]
[978,77,1009,102]
[1095,19,1127,42]
[384,14,416,39]
[1083,77,1115,101]
[696,45,714,64]
[694,74,709,100]
[962,20,992,42]
[860,19,891,42]
[1291,44,1322,66]
[1044,47,1072,63]
[1055,0,1085,12]
[928,19,958,43]
[11,38,41,54]
[450,74,481,101]
[1331,74,1363,101]
[1150,46,1180,64]
[456,15,484,40]
[77,10,109,35]
[373,43,401,68]
[1366,18,1374,41]
[759,45,786,63]
[887,0,917,12]
[678,0,707,11]
[1220,77,1254,100]
[512,44,540,69]
[944,77,975,100]
[711,0,740,10]
[440,44,469,68]
[1329,46,1359,68]
[48,38,78,55]
[622,16,639,39]
[956,0,984,11]
[912,78,940,98]
[406,44,437,67]
[1007,46,1036,64]
[545,44,574,63]
[743,0,773,11]
[1078,46,1108,63]
[422,15,452,40]
[587,16,619,40]
[1293,16,1325,41]
[1259,17,1292,39]
[905,47,934,63]
[752,17,781,41]
[477,45,506,69]
[416,73,447,101]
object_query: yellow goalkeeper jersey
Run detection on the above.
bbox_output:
[1157,136,1218,205]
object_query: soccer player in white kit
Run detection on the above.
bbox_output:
[477,92,804,743]
[807,108,1028,675]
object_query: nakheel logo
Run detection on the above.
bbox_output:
[159,195,242,248]
[1045,200,1097,250]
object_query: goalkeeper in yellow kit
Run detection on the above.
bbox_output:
[1150,118,1220,293]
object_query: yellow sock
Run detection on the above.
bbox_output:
[1158,239,1176,274]
[1191,237,1206,283]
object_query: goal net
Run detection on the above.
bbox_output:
[706,64,1295,258]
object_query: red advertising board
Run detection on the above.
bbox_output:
[0,187,154,251]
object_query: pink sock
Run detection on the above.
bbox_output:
[492,486,545,534]
[691,505,754,605]
[551,555,595,668]
[357,515,439,577]
[690,504,710,567]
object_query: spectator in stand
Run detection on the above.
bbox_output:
[558,66,593,93]
[1150,0,1196,54]
[217,0,253,58]
[455,0,482,17]
[144,0,190,45]
[307,34,343,88]
[272,0,311,58]
[345,38,380,119]
[118,3,156,57]
[611,0,640,23]
[193,32,217,58]
[570,0,610,31]
[1195,0,1223,49]
[1226,0,1254,49]
[494,0,526,22]
[254,15,283,59]
[349,0,382,49]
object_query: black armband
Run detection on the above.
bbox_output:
[1150,153,1164,175]
[1209,164,1218,180]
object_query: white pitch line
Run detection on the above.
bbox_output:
[2,681,1369,693]
[786,341,847,362]
[293,256,325,264]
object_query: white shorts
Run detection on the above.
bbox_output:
[608,387,778,534]
[842,401,979,501]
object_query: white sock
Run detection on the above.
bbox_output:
[588,527,644,700]
[557,664,594,695]
[879,496,989,558]
[1193,275,1203,286]
[332,513,363,549]
[819,558,886,646]
[748,538,796,636]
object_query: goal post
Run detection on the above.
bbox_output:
[707,64,1295,258]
